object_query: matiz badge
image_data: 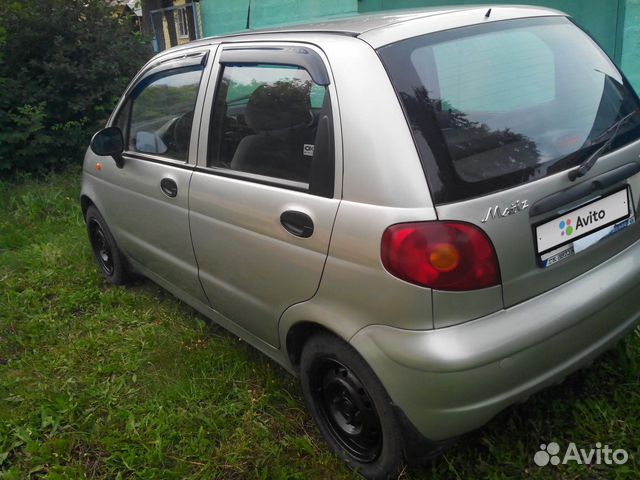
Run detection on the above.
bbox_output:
[482,200,529,223]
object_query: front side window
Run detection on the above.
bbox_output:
[208,63,332,189]
[126,66,203,162]
[379,17,640,204]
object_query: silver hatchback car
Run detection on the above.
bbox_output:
[82,6,640,479]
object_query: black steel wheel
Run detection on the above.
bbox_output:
[88,218,114,275]
[300,332,405,479]
[312,358,382,462]
[85,205,129,285]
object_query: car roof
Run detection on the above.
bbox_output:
[197,6,476,39]
[161,5,565,56]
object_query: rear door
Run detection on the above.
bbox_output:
[189,44,341,346]
[379,16,640,310]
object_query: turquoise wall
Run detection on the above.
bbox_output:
[200,0,250,36]
[622,0,640,89]
[200,0,358,37]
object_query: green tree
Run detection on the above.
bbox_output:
[0,0,152,174]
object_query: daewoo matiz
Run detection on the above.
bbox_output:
[82,6,640,479]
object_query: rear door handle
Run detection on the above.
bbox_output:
[160,178,178,198]
[280,210,314,238]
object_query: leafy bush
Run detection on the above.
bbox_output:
[0,0,152,175]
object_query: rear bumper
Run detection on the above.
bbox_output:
[350,239,640,441]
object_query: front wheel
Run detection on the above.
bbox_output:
[85,205,129,285]
[300,332,406,479]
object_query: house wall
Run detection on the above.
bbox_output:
[160,3,184,47]
[200,0,250,35]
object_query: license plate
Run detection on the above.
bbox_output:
[536,188,632,260]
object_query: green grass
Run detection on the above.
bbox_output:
[0,170,639,479]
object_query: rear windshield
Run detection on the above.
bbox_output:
[378,17,640,205]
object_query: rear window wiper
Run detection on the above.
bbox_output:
[568,110,638,181]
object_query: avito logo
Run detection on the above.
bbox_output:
[560,209,606,237]
[559,219,573,237]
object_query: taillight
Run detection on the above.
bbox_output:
[381,222,500,291]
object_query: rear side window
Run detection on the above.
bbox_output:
[208,63,333,193]
[379,17,640,204]
[125,66,203,161]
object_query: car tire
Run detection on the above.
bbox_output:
[300,332,406,480]
[85,205,130,285]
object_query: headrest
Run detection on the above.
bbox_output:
[245,81,312,132]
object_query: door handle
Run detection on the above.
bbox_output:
[160,178,178,198]
[280,210,314,238]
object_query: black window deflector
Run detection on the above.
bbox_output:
[156,50,208,70]
[134,51,209,91]
[131,64,204,99]
[220,46,330,86]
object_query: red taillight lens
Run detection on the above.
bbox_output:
[381,222,501,291]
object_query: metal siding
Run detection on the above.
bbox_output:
[623,0,640,91]
[200,0,357,36]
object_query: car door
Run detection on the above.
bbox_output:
[96,48,215,303]
[189,43,341,346]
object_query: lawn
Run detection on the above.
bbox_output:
[0,170,639,479]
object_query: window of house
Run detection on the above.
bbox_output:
[175,7,189,39]
[126,66,203,162]
[208,64,332,188]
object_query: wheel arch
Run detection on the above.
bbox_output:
[80,194,95,218]
[279,298,374,373]
[285,321,343,372]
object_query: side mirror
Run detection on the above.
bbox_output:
[90,127,125,168]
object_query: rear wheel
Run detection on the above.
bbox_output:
[85,205,129,285]
[300,332,405,479]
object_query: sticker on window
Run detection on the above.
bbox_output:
[303,144,315,157]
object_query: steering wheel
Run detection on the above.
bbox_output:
[168,111,194,157]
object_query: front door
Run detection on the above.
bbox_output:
[189,44,341,346]
[98,49,212,302]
